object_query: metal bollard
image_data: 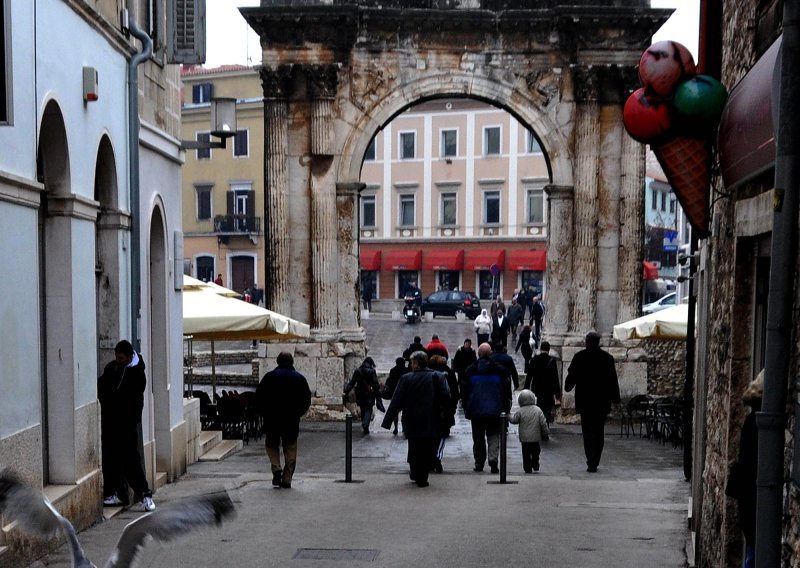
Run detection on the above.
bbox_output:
[345,412,353,482]
[500,412,508,483]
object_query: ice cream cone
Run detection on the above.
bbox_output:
[652,135,711,237]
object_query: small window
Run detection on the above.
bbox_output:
[364,138,376,161]
[196,132,211,160]
[527,131,542,153]
[196,185,212,220]
[669,197,676,213]
[661,192,667,211]
[527,188,544,224]
[233,129,248,157]
[361,195,376,228]
[484,126,501,155]
[441,129,457,158]
[400,194,415,226]
[484,191,500,224]
[192,82,213,104]
[196,256,215,282]
[651,188,658,210]
[400,132,416,160]
[441,193,457,226]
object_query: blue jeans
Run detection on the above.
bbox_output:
[360,404,373,431]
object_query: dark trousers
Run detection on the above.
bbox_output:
[359,404,374,431]
[531,317,542,346]
[265,431,299,483]
[521,441,542,472]
[407,437,434,484]
[470,417,501,468]
[580,412,608,469]
[101,419,151,501]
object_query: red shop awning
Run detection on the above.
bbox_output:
[643,261,659,281]
[424,249,464,271]
[466,249,505,271]
[359,250,382,271]
[508,250,546,271]
[383,250,422,270]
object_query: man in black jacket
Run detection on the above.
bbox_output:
[402,336,426,360]
[256,352,312,488]
[490,341,520,390]
[564,331,620,472]
[524,340,561,423]
[98,340,155,511]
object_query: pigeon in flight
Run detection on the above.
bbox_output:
[0,469,236,568]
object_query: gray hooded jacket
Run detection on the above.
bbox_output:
[509,389,549,442]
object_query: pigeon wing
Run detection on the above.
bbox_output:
[104,490,236,568]
[0,469,62,538]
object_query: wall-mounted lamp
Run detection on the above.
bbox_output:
[180,97,237,150]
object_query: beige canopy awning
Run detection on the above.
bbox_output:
[182,275,310,341]
[612,304,689,341]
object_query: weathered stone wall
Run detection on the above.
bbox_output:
[641,339,686,397]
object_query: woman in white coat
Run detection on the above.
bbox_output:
[474,308,492,346]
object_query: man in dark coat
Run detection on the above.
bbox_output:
[452,339,477,384]
[490,309,511,348]
[506,299,525,341]
[564,331,620,472]
[383,357,408,435]
[460,343,512,473]
[255,352,312,488]
[381,351,450,487]
[98,340,155,511]
[490,341,520,390]
[529,296,545,348]
[403,336,426,360]
[524,340,561,423]
[344,357,381,434]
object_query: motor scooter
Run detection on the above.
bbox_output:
[403,295,420,324]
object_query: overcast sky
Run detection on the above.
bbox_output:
[205,0,700,68]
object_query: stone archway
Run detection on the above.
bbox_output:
[244,2,667,409]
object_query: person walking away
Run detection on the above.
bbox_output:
[255,352,312,488]
[564,331,620,472]
[460,343,512,473]
[524,286,536,319]
[425,334,449,360]
[343,357,381,434]
[474,309,492,345]
[452,339,477,386]
[491,309,510,348]
[428,354,460,473]
[98,340,156,511]
[515,324,534,371]
[524,340,561,424]
[489,295,505,318]
[403,335,426,361]
[725,371,763,568]
[361,277,373,311]
[383,357,408,435]
[381,351,450,487]
[490,341,520,391]
[507,299,524,341]
[509,389,549,473]
[529,296,546,348]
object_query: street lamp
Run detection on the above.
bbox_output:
[181,97,237,150]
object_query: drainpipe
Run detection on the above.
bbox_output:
[127,18,152,352]
[757,2,800,566]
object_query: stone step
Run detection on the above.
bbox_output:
[199,430,223,455]
[198,439,243,461]
[154,471,167,490]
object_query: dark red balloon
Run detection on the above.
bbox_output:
[639,41,697,98]
[623,88,673,143]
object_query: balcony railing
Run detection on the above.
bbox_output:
[213,214,261,235]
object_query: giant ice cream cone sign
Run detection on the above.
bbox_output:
[623,41,728,238]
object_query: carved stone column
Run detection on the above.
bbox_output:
[571,66,601,333]
[336,182,366,335]
[617,66,645,324]
[544,185,574,335]
[260,65,293,315]
[307,65,339,157]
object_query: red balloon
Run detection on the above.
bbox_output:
[623,88,673,144]
[639,41,697,97]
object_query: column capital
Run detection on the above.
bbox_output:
[544,184,574,200]
[305,64,340,99]
[260,65,294,99]
[571,65,603,102]
[336,181,366,196]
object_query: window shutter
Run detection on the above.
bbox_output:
[246,190,256,219]
[226,191,235,215]
[167,0,206,64]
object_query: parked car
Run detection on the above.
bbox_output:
[642,292,677,314]
[421,290,481,319]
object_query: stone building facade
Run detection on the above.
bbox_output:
[241,1,672,412]
[690,0,800,566]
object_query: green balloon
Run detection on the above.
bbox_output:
[673,75,728,125]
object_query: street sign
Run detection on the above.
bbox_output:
[489,263,501,276]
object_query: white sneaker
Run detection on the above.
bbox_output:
[141,496,156,512]
[103,495,123,507]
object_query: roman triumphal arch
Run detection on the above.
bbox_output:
[243,1,671,412]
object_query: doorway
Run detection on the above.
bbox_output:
[231,255,255,294]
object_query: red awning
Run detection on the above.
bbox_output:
[466,249,505,271]
[508,250,546,271]
[424,249,464,270]
[383,250,422,270]
[359,250,381,271]
[643,261,659,281]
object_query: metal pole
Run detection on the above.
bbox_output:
[757,6,800,565]
[500,412,507,483]
[345,412,353,483]
[682,233,698,481]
